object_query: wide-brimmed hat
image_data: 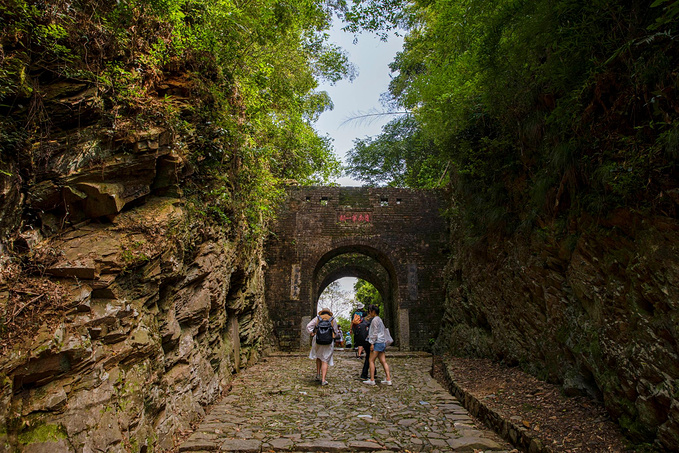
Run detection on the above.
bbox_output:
[357,304,365,310]
[318,307,333,316]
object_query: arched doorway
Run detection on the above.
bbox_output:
[306,246,399,347]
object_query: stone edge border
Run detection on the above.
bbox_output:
[432,356,552,453]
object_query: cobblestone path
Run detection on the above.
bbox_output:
[178,350,514,452]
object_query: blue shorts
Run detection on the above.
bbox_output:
[373,342,386,352]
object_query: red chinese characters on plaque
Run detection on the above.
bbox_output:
[338,213,371,224]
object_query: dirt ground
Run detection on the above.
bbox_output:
[443,356,635,452]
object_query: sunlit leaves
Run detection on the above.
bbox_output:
[2,0,354,243]
[346,0,679,233]
[354,279,382,312]
[341,0,411,40]
[345,115,446,187]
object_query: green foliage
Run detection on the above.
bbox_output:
[341,0,409,41]
[649,0,679,30]
[346,115,447,187]
[345,0,679,235]
[120,240,151,268]
[353,279,382,313]
[336,316,351,333]
[1,0,353,242]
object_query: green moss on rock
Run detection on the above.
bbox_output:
[18,423,67,445]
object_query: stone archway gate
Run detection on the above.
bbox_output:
[264,186,448,351]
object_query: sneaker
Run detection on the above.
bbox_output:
[315,374,321,381]
[363,380,376,385]
[321,380,329,386]
[381,380,392,386]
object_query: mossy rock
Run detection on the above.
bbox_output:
[17,423,67,445]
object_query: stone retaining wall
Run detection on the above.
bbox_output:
[433,356,550,453]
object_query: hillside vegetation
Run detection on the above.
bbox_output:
[346,0,678,234]
[0,0,352,246]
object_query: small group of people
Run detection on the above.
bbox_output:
[306,304,392,386]
[333,326,348,348]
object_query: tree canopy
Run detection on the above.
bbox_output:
[344,0,679,235]
[318,280,353,319]
[1,0,357,240]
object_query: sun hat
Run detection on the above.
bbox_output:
[318,307,333,316]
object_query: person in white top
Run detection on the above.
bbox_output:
[306,308,340,385]
[362,304,392,386]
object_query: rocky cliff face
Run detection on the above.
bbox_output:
[438,210,679,450]
[0,199,272,452]
[0,78,273,451]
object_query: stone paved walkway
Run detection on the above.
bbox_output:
[177,350,514,452]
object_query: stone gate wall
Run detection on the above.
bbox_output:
[265,187,448,351]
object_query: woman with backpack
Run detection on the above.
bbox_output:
[350,305,366,358]
[306,308,340,386]
[362,304,392,386]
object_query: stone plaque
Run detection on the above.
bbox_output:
[338,212,372,224]
[290,264,301,300]
[399,308,410,351]
[408,263,418,300]
[300,315,311,349]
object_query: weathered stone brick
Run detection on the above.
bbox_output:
[264,187,447,351]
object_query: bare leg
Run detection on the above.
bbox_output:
[369,350,378,381]
[316,358,322,377]
[377,352,391,381]
[357,345,364,357]
[321,361,329,383]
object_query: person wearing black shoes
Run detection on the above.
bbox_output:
[350,304,366,358]
[355,311,376,380]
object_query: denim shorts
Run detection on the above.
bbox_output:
[374,342,386,352]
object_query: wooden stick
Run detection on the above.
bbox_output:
[10,294,44,321]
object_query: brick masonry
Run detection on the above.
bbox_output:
[264,186,448,351]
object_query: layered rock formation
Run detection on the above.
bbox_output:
[438,210,679,449]
[0,78,272,451]
[1,196,271,452]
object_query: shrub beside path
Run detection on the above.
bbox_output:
[176,350,514,452]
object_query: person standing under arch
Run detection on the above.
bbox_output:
[351,304,366,358]
[307,308,340,385]
[362,304,392,386]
